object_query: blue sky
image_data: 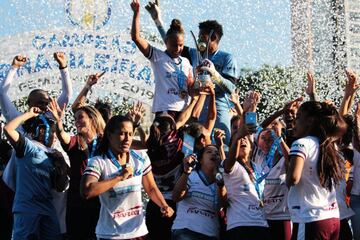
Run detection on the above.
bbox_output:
[0,0,292,69]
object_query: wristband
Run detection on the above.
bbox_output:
[154,18,163,27]
[59,65,68,70]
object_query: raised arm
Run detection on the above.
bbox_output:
[172,155,196,202]
[48,98,71,146]
[339,69,358,116]
[145,0,166,41]
[71,73,103,112]
[127,102,148,150]
[203,82,217,136]
[305,72,320,101]
[0,56,25,122]
[224,124,247,173]
[4,107,40,146]
[131,0,151,57]
[175,94,200,129]
[229,89,243,116]
[54,52,73,109]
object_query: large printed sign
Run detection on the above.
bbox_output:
[0,0,162,107]
[0,29,159,106]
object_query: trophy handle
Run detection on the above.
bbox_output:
[204,29,214,59]
[190,30,202,66]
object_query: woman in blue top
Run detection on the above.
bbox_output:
[4,107,67,240]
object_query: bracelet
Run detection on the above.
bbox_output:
[154,18,163,27]
[59,65,68,70]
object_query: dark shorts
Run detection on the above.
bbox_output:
[99,235,148,240]
[267,220,292,240]
[292,218,340,240]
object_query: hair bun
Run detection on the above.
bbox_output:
[170,19,183,32]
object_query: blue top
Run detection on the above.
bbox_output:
[13,135,56,216]
[185,47,239,144]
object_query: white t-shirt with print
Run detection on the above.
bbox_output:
[263,157,290,220]
[172,171,220,238]
[147,46,193,113]
[84,150,152,239]
[223,161,268,230]
[288,136,339,223]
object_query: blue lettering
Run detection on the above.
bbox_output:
[123,41,136,54]
[34,54,52,72]
[69,52,77,69]
[94,53,110,71]
[129,63,136,78]
[32,35,46,50]
[136,66,152,84]
[82,33,94,45]
[77,53,92,69]
[95,35,107,50]
[0,64,11,81]
[48,34,62,48]
[120,58,130,73]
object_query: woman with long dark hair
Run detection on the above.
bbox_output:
[286,101,346,240]
[80,115,174,239]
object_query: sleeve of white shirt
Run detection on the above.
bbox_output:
[84,156,103,180]
[146,46,163,63]
[57,68,73,108]
[142,152,152,176]
[0,67,21,121]
[289,138,308,160]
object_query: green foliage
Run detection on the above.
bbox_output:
[236,65,346,121]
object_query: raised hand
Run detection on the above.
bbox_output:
[229,89,240,105]
[344,68,359,95]
[183,154,197,174]
[145,0,161,20]
[53,52,67,69]
[214,128,225,147]
[131,0,141,13]
[127,101,145,126]
[86,72,104,88]
[48,98,65,122]
[12,55,27,68]
[306,71,316,96]
[28,107,42,117]
[243,91,261,113]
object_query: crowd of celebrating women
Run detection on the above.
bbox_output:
[0,0,360,239]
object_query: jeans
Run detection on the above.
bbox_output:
[351,195,360,240]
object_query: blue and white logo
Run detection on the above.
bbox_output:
[65,0,112,30]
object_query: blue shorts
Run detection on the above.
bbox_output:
[13,212,61,240]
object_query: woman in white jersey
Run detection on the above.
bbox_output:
[171,145,226,240]
[131,0,193,118]
[286,101,345,240]
[223,125,269,240]
[81,115,174,239]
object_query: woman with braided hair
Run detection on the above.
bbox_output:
[286,101,346,240]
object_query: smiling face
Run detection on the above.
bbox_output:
[165,33,184,58]
[258,129,274,153]
[75,110,94,135]
[107,121,134,154]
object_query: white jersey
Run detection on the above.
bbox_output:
[263,157,290,220]
[84,150,152,239]
[288,136,339,223]
[350,149,360,196]
[147,46,193,113]
[172,171,220,238]
[223,161,268,230]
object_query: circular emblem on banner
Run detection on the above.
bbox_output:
[65,0,112,30]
